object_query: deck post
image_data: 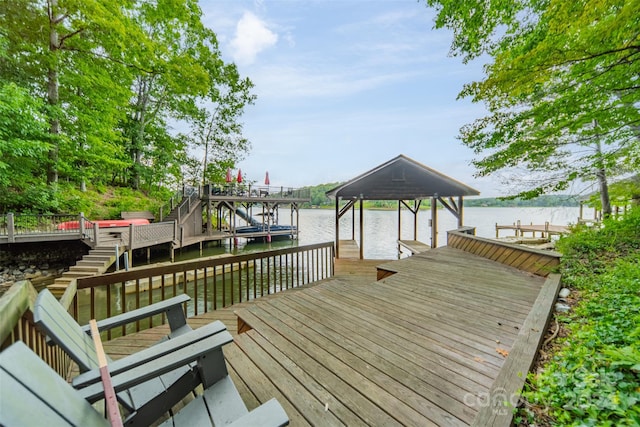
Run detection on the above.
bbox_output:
[359,198,364,260]
[79,213,85,240]
[7,213,14,243]
[351,203,355,240]
[431,195,438,248]
[458,196,464,227]
[413,200,419,240]
[397,201,401,257]
[335,198,340,258]
[93,223,100,246]
[128,223,134,267]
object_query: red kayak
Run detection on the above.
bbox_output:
[57,218,150,230]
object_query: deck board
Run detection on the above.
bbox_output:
[101,244,555,426]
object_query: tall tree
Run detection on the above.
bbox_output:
[424,0,640,215]
[0,0,138,186]
[122,0,255,191]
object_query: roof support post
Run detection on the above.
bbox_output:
[413,200,421,240]
[335,198,340,259]
[431,196,438,248]
[359,198,364,260]
[397,201,401,257]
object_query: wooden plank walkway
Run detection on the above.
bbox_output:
[102,246,557,426]
[337,239,361,259]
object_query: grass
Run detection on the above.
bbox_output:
[516,208,640,426]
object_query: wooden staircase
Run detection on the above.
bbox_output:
[49,245,126,296]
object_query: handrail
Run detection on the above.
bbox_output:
[0,213,91,243]
[0,242,335,377]
[74,242,334,339]
[0,280,72,378]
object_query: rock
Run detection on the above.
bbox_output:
[555,302,571,313]
[558,288,571,298]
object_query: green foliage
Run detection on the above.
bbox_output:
[0,81,49,191]
[519,207,640,425]
[424,0,640,205]
[0,0,254,213]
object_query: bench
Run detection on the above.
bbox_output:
[0,341,289,426]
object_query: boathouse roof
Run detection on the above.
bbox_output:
[325,154,480,200]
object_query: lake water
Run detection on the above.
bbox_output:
[174,206,581,261]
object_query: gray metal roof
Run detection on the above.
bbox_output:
[325,154,480,200]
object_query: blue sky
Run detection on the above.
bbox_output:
[200,0,502,196]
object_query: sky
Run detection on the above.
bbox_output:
[199,0,503,196]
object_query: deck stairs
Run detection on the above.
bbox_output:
[48,190,195,296]
[49,244,126,296]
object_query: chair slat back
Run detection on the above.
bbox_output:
[0,342,108,427]
[34,289,99,371]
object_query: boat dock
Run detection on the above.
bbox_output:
[495,220,569,239]
[103,232,561,426]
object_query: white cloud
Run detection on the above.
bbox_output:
[230,11,278,65]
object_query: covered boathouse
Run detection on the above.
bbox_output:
[325,154,480,258]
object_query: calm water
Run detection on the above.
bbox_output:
[173,206,581,261]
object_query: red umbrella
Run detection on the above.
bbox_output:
[264,171,270,185]
[225,168,232,183]
[237,169,243,183]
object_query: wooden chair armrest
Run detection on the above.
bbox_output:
[81,294,190,334]
[73,320,228,389]
[77,330,232,403]
[227,399,289,427]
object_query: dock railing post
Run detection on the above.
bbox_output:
[93,223,100,246]
[7,213,15,243]
[128,223,134,268]
[79,212,85,240]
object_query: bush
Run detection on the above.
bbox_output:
[519,207,640,426]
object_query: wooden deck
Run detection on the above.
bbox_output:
[102,245,559,426]
[495,221,569,238]
[397,239,431,254]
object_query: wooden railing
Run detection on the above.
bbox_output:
[447,228,561,277]
[130,221,176,249]
[0,242,335,376]
[72,242,334,340]
[0,213,96,244]
[0,280,72,378]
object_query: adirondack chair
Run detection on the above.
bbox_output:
[33,289,221,426]
[0,341,289,427]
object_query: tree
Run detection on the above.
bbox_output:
[0,0,255,212]
[0,0,137,186]
[190,64,255,186]
[120,0,255,191]
[423,0,640,215]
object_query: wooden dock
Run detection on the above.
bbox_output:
[397,239,431,254]
[102,242,559,426]
[495,221,569,238]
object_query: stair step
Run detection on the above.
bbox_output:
[69,265,104,273]
[84,255,113,261]
[91,250,119,255]
[75,260,107,267]
[60,271,96,278]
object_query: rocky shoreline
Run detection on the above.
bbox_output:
[0,262,67,296]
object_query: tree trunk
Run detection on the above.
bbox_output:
[594,140,612,217]
[47,0,60,184]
